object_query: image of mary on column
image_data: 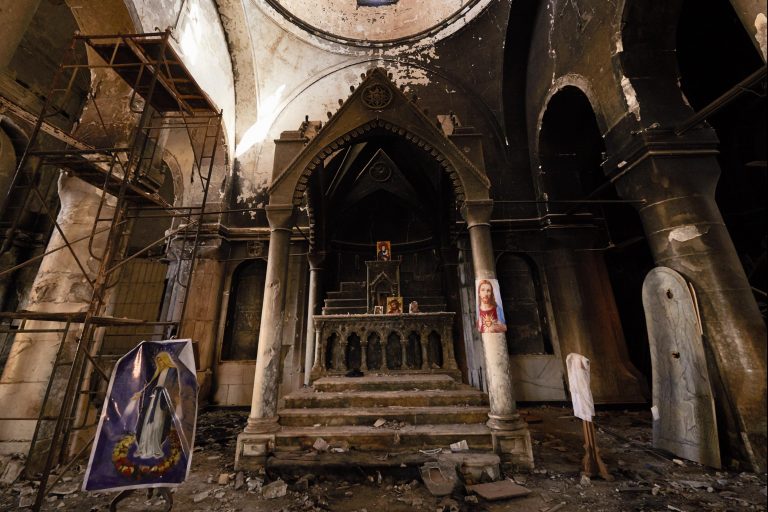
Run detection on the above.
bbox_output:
[131,351,179,459]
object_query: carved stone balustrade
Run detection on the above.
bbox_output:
[310,312,460,382]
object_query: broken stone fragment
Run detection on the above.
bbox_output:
[330,440,350,453]
[0,458,24,485]
[373,418,386,428]
[313,437,329,452]
[218,473,230,485]
[420,460,460,496]
[246,476,264,493]
[465,479,532,501]
[439,496,460,511]
[449,440,468,452]
[262,479,288,499]
[234,472,245,490]
[192,490,210,503]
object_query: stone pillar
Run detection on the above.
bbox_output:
[0,0,42,69]
[728,0,767,61]
[303,252,324,385]
[543,247,648,403]
[0,175,112,464]
[360,339,368,371]
[461,200,533,468]
[235,204,294,469]
[613,138,767,471]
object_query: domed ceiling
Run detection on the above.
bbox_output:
[260,0,487,47]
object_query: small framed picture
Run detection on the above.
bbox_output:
[373,305,384,314]
[376,241,391,261]
[386,296,403,315]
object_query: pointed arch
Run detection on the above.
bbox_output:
[267,68,491,208]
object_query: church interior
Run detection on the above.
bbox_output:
[0,0,765,510]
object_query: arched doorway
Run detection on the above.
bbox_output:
[536,85,649,403]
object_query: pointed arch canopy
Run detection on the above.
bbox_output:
[267,68,491,207]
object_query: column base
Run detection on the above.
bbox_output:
[488,414,534,469]
[235,432,276,471]
[235,416,281,470]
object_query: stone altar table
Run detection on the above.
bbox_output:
[309,312,460,382]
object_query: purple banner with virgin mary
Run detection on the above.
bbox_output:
[83,339,198,492]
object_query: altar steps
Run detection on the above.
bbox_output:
[313,374,457,392]
[322,295,448,314]
[275,374,493,455]
[322,279,448,314]
[279,406,490,427]
[275,424,493,452]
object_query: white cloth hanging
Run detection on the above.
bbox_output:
[566,353,595,422]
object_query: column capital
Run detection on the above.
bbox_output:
[307,251,327,270]
[461,199,494,228]
[265,203,295,231]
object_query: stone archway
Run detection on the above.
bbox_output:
[268,68,491,208]
[237,68,534,470]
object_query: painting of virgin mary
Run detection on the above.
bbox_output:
[83,340,197,492]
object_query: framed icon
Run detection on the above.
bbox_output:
[386,296,403,315]
[376,240,391,261]
[373,305,384,314]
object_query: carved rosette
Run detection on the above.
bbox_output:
[361,83,393,110]
[369,162,392,182]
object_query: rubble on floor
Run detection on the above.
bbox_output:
[0,406,765,511]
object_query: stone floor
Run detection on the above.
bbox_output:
[1,405,766,511]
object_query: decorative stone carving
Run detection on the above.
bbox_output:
[310,312,460,381]
[361,83,393,110]
[366,260,400,312]
[642,267,721,468]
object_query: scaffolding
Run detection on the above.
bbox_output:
[0,31,222,510]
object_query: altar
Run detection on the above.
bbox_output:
[309,312,460,381]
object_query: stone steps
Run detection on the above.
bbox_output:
[275,372,492,459]
[283,388,489,409]
[275,423,493,452]
[279,405,490,427]
[339,281,365,292]
[313,374,457,392]
[321,305,368,315]
[325,290,365,300]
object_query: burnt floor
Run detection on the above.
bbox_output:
[1,406,766,511]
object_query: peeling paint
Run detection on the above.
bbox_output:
[756,13,767,62]
[668,225,709,243]
[620,75,641,120]
[253,0,494,57]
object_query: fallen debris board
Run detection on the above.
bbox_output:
[466,480,531,500]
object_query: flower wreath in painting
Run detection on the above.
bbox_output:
[111,428,182,480]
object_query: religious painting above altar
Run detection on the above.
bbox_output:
[376,240,391,261]
[476,279,507,333]
[386,296,403,314]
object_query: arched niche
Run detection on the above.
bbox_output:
[496,253,551,356]
[222,259,268,361]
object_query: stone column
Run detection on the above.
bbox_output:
[613,138,767,472]
[543,247,648,403]
[360,339,368,371]
[0,175,113,464]
[303,252,324,385]
[235,204,294,469]
[461,199,533,468]
[728,0,767,61]
[0,0,42,69]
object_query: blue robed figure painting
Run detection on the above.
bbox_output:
[83,339,198,492]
